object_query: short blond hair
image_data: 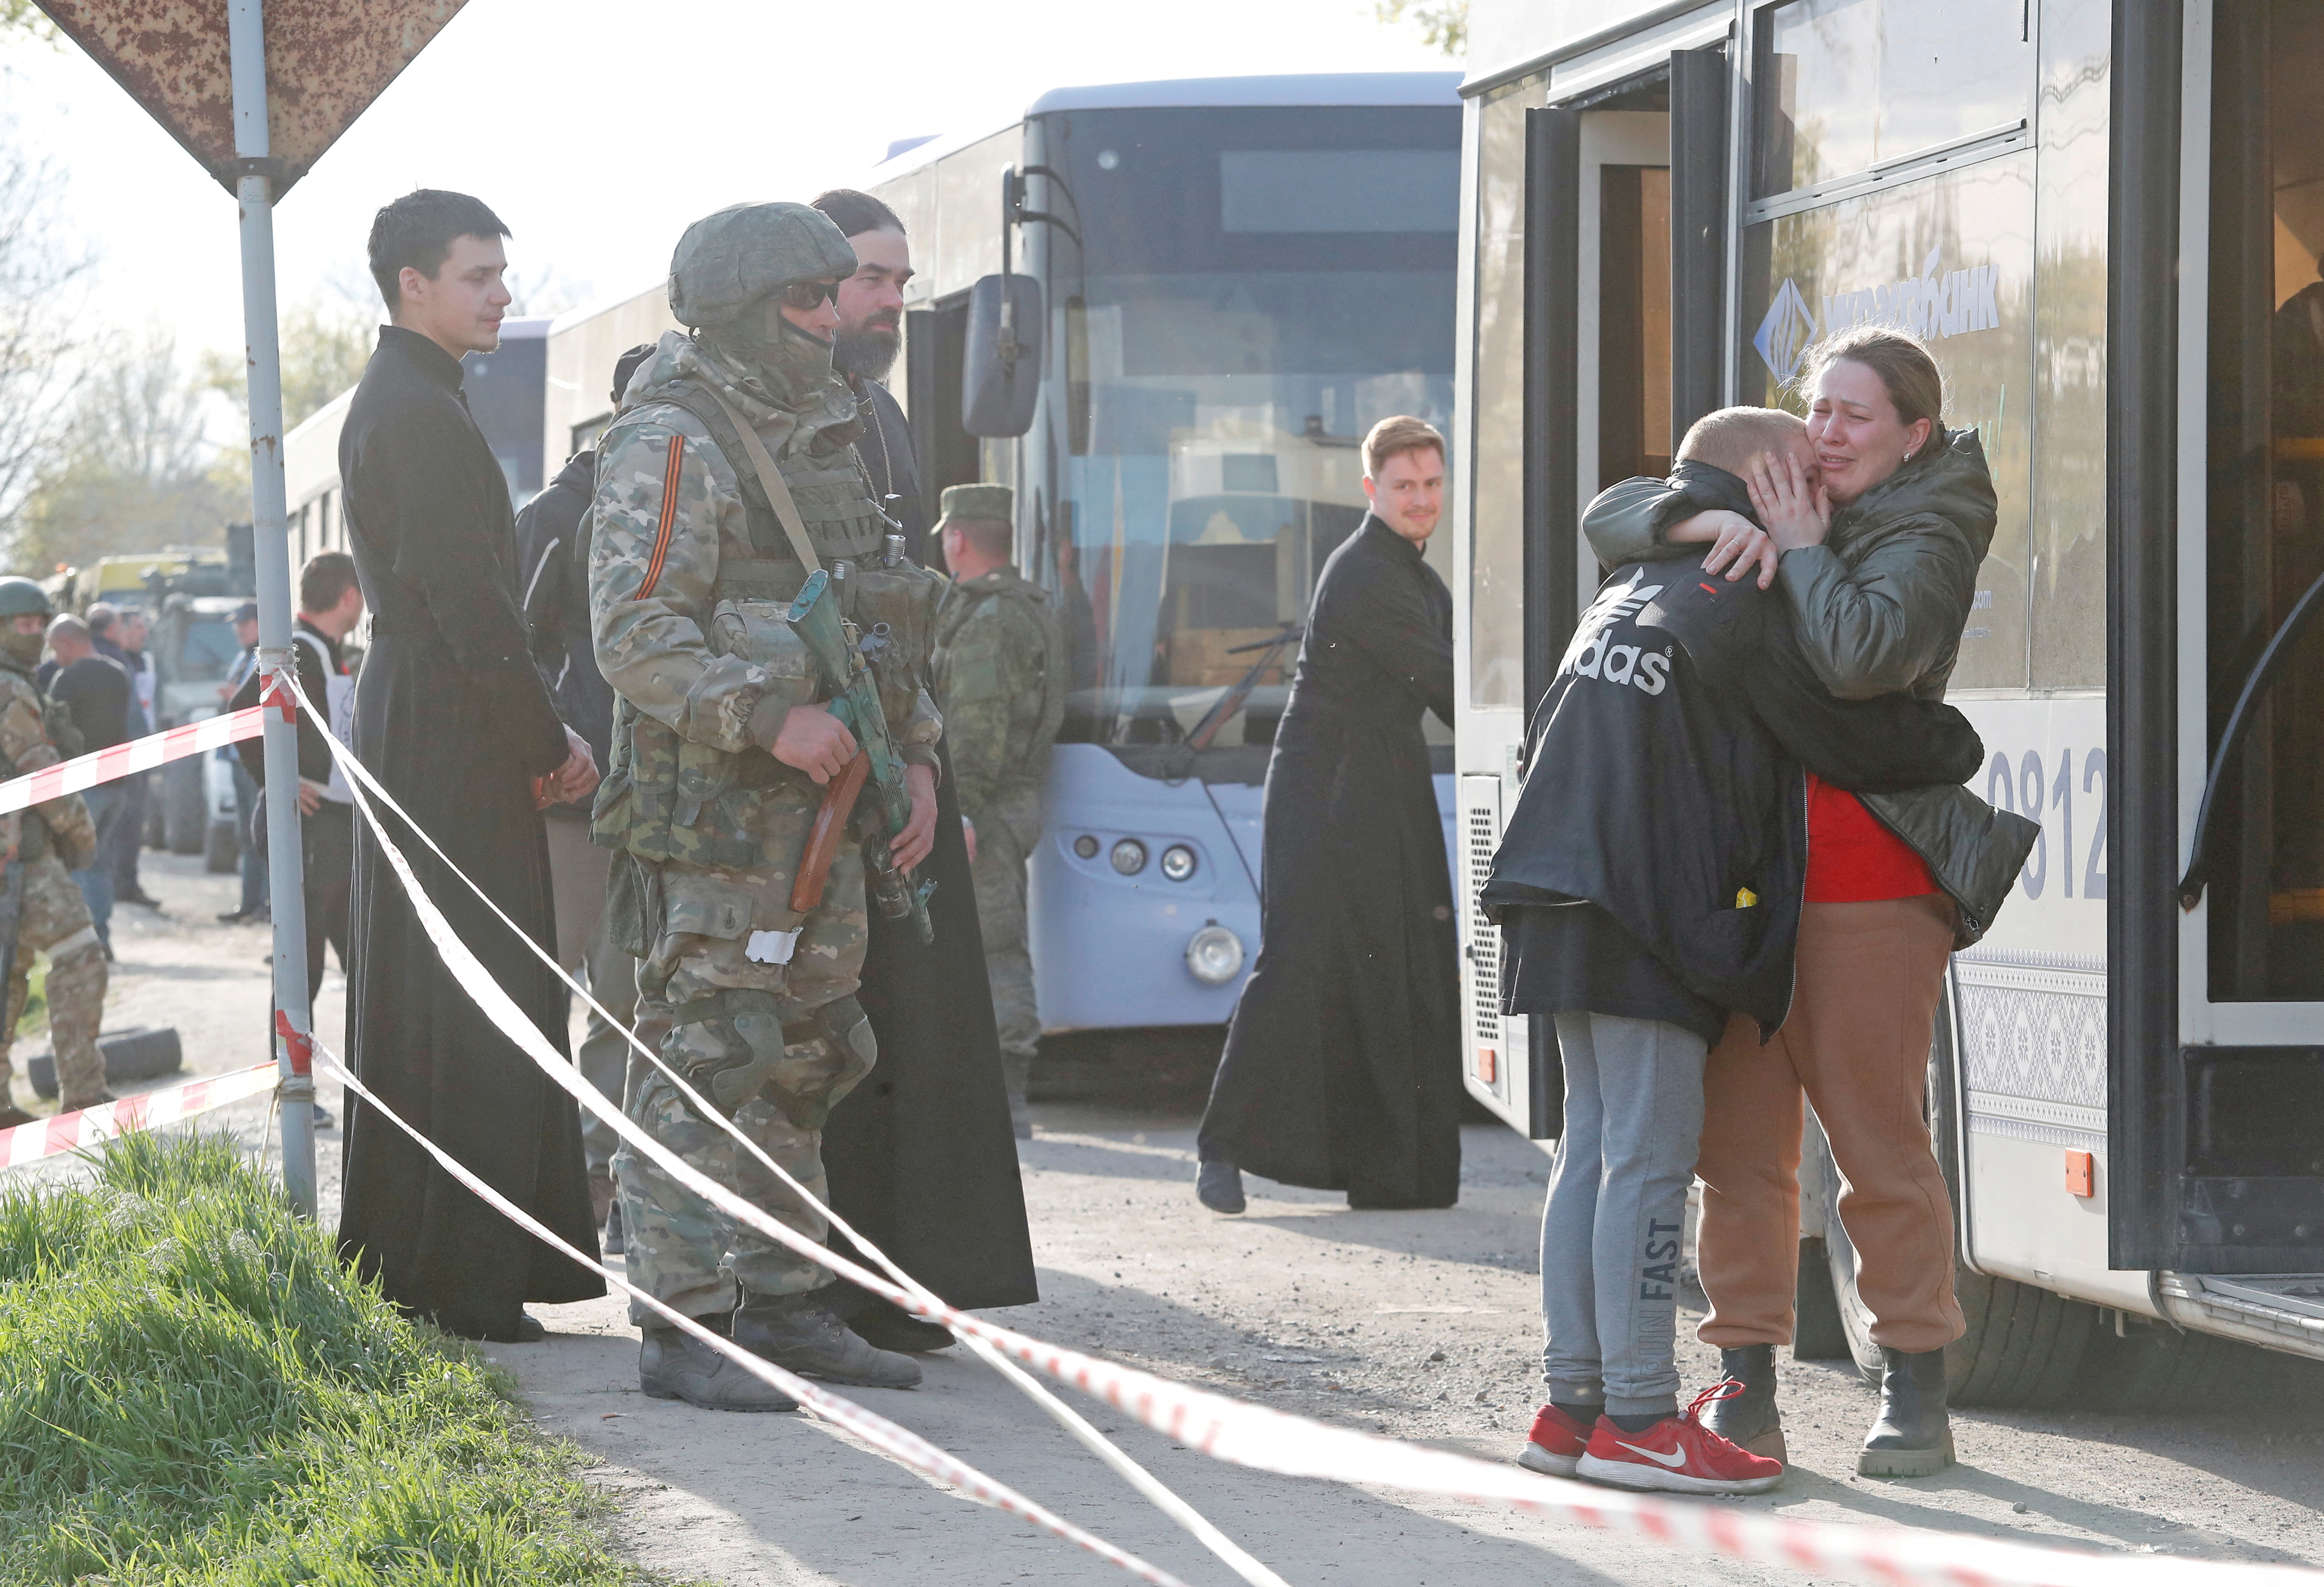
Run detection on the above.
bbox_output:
[1675,406,1809,477]
[1361,415,1445,479]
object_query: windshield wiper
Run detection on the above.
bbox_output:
[2178,564,2324,909]
[1182,622,1304,756]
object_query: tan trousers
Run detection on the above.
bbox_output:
[1694,896,1966,1355]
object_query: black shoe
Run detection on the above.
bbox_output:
[1860,1345,1954,1477]
[0,1104,35,1131]
[60,1089,118,1114]
[602,1200,626,1257]
[731,1288,921,1388]
[849,1299,956,1354]
[218,907,254,924]
[120,890,162,910]
[640,1325,798,1412]
[1701,1344,1785,1461]
[312,1102,334,1129]
[1196,1158,1245,1214]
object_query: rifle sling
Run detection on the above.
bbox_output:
[697,387,824,575]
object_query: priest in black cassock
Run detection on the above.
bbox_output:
[335,190,603,1342]
[1195,417,1463,1214]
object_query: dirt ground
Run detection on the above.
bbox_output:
[15,849,2324,1586]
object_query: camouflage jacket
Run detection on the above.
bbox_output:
[930,566,1064,833]
[0,661,95,866]
[590,333,942,869]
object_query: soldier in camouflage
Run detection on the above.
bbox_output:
[590,202,945,1411]
[928,487,1064,1139]
[0,577,108,1130]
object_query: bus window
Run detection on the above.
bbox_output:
[2204,0,2324,1002]
[1753,0,2033,199]
[1737,152,2036,689]
[1469,79,1539,712]
[1040,104,1459,755]
[2026,0,2110,688]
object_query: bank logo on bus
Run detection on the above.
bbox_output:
[1754,247,2004,382]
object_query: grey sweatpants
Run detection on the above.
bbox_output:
[1539,1012,1709,1418]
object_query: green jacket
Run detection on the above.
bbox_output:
[930,566,1065,842]
[1580,430,2029,945]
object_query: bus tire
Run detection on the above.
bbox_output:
[203,817,239,874]
[2071,1319,2282,1413]
[163,755,206,854]
[1790,1236,1852,1360]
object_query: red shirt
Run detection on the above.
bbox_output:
[1804,773,1937,902]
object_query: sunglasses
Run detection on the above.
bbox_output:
[780,279,844,310]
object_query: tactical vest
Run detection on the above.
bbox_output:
[1,674,79,863]
[934,576,1067,793]
[594,373,942,871]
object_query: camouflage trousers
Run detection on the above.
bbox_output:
[0,855,108,1107]
[969,807,1039,1105]
[615,831,874,1324]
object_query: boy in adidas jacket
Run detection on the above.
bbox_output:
[1479,409,1984,1495]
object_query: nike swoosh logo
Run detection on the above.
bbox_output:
[1614,1440,1690,1469]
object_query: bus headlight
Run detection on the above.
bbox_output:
[1160,843,1197,881]
[1185,923,1245,984]
[1110,838,1148,875]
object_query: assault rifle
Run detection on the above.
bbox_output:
[784,567,936,944]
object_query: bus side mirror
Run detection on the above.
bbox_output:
[962,272,1042,437]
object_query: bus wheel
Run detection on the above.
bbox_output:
[2071,1317,2285,1413]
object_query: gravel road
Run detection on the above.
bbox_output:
[19,852,2323,1586]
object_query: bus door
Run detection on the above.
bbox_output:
[1461,48,1727,1138]
[2135,0,2324,1305]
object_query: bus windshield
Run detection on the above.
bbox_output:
[1035,106,1459,756]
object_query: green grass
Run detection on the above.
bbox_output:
[0,1132,650,1586]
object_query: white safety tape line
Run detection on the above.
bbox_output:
[0,703,268,817]
[1,1060,277,1169]
[315,682,2324,1587]
[311,1044,1192,1587]
[291,677,1289,1587]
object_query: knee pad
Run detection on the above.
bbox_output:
[662,990,785,1115]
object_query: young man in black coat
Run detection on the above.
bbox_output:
[1196,416,1461,1214]
[335,189,602,1343]
[1482,409,1984,1493]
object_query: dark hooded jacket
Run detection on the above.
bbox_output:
[1581,431,2026,943]
[1481,549,1989,1032]
[514,448,617,775]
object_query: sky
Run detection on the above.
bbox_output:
[6,0,1451,365]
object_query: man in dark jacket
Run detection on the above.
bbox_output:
[336,189,602,1343]
[515,343,655,1250]
[806,186,1039,1352]
[1196,416,1461,1214]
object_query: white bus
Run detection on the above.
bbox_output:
[1452,0,2324,1404]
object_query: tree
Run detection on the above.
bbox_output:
[0,131,90,539]
[1376,0,1467,57]
[1,1,57,43]
[201,293,374,431]
[10,330,243,575]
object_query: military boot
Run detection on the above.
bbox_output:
[1859,1346,1953,1477]
[1700,1344,1785,1461]
[1196,1159,1246,1214]
[639,1323,799,1412]
[731,1288,922,1388]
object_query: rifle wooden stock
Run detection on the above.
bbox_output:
[790,752,870,913]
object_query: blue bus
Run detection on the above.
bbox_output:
[869,73,1464,1035]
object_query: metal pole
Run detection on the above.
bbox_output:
[229,0,317,1217]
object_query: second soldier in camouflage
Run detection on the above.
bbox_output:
[590,202,945,1410]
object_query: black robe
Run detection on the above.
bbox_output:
[1197,515,1462,1208]
[824,374,1038,1315]
[335,326,602,1338]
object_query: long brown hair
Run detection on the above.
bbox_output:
[1801,324,1944,440]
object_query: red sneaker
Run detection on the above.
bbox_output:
[1576,1383,1785,1495]
[1516,1402,1594,1477]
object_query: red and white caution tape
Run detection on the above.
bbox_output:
[2,1060,277,1169]
[317,681,2324,1587]
[293,677,1289,1587]
[0,704,269,817]
[311,1042,1193,1587]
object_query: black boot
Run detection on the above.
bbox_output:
[1701,1344,1785,1461]
[1860,1346,1953,1477]
[1196,1159,1245,1214]
[731,1288,922,1388]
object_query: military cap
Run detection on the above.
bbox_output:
[668,202,859,329]
[936,483,1013,528]
[0,576,54,620]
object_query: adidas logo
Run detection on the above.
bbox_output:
[1559,575,1671,696]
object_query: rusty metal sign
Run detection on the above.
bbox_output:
[35,0,468,195]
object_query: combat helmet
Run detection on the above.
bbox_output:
[668,202,858,330]
[0,577,53,622]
